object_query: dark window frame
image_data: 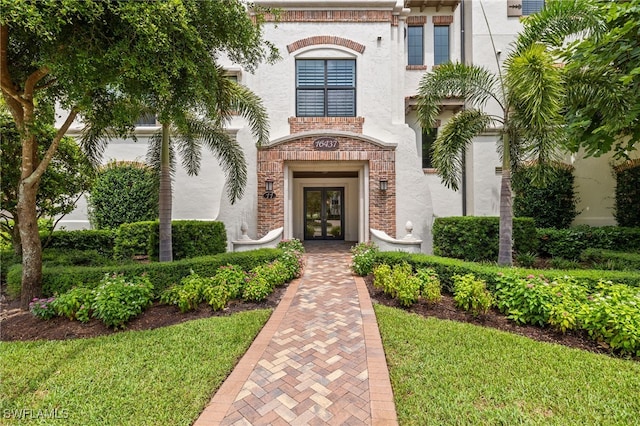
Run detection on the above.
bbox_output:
[407,25,424,66]
[422,127,438,169]
[295,59,356,117]
[522,0,544,16]
[433,25,450,65]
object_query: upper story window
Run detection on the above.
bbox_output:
[422,127,437,169]
[434,26,450,65]
[522,0,544,15]
[135,113,157,127]
[407,26,424,66]
[296,59,356,117]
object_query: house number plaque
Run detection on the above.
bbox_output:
[313,137,339,151]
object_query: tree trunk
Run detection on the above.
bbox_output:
[498,133,513,266]
[11,218,22,257]
[18,180,42,309]
[159,122,173,262]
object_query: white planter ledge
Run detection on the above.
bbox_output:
[370,222,422,254]
[232,227,284,252]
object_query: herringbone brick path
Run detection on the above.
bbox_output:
[194,243,397,425]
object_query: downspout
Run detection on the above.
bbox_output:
[460,0,468,216]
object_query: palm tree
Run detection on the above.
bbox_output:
[146,68,269,261]
[417,0,601,266]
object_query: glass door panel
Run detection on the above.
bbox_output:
[304,188,344,240]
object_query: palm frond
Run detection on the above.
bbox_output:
[432,109,494,191]
[509,0,604,57]
[226,82,270,146]
[417,62,502,129]
[146,129,176,177]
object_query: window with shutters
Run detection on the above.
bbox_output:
[296,59,356,117]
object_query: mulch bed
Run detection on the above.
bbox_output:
[0,276,629,361]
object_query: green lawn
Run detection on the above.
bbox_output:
[374,304,640,426]
[0,310,270,425]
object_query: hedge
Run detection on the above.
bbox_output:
[537,226,640,260]
[372,252,640,293]
[114,220,227,261]
[7,249,281,299]
[614,158,640,227]
[40,229,117,257]
[433,216,538,262]
[580,249,640,271]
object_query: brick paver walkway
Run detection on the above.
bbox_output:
[194,243,398,425]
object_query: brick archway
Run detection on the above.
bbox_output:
[257,134,396,238]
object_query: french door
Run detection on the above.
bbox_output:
[304,187,344,240]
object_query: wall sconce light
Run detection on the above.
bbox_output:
[264,178,276,199]
[379,178,388,192]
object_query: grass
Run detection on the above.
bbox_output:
[0,310,271,425]
[374,304,640,426]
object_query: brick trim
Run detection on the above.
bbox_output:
[288,117,365,134]
[432,15,454,24]
[287,36,366,54]
[257,136,396,238]
[261,10,392,23]
[407,16,427,25]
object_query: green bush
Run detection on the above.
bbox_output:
[416,268,442,303]
[42,249,123,268]
[211,264,247,299]
[452,274,493,317]
[392,263,421,307]
[52,287,94,322]
[277,239,305,279]
[6,249,282,299]
[351,241,379,276]
[41,229,116,257]
[433,216,538,262]
[92,274,154,329]
[580,248,640,271]
[28,297,57,320]
[242,272,272,302]
[512,163,578,229]
[114,220,227,261]
[371,251,640,292]
[160,272,212,313]
[614,159,640,227]
[537,226,640,260]
[88,161,159,230]
[203,284,231,311]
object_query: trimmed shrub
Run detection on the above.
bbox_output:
[580,249,640,271]
[6,249,282,298]
[40,229,116,257]
[371,251,640,292]
[512,162,578,229]
[114,220,226,261]
[537,226,640,260]
[433,216,538,262]
[88,161,159,229]
[614,159,640,227]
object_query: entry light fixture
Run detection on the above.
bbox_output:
[264,178,276,199]
[379,178,388,192]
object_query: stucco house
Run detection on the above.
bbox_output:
[58,0,627,252]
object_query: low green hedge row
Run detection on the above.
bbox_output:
[580,249,640,271]
[371,252,640,293]
[7,249,281,299]
[433,217,538,261]
[537,226,640,260]
[40,229,117,257]
[114,220,226,261]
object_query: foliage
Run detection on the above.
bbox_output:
[40,229,117,257]
[580,248,640,271]
[416,268,442,303]
[433,217,538,262]
[52,287,94,322]
[0,311,270,426]
[160,272,212,313]
[614,159,640,227]
[91,274,154,329]
[562,0,640,158]
[375,304,640,426]
[88,162,159,230]
[512,162,578,228]
[452,274,493,317]
[242,272,272,302]
[202,284,231,311]
[277,239,305,279]
[211,264,247,299]
[373,264,393,292]
[28,297,57,320]
[537,226,640,260]
[114,220,227,261]
[373,263,424,307]
[350,241,379,276]
[0,114,95,250]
